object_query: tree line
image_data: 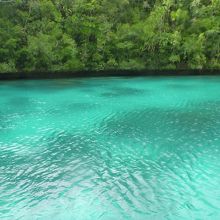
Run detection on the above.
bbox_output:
[0,0,219,72]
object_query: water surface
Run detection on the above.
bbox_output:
[0,76,220,219]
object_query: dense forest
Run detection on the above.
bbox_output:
[0,0,220,72]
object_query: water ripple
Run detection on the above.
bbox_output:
[0,77,220,219]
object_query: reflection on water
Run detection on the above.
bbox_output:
[0,76,220,220]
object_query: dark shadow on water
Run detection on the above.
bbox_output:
[166,83,196,90]
[66,102,98,111]
[46,102,98,116]
[4,79,86,92]
[98,102,220,149]
[5,78,128,91]
[7,97,31,107]
[101,87,146,97]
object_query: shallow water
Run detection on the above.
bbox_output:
[0,76,220,220]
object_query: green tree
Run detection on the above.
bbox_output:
[0,0,219,72]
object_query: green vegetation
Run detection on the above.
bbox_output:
[0,0,220,72]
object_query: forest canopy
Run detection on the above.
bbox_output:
[0,0,220,72]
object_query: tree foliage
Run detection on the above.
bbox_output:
[0,0,219,72]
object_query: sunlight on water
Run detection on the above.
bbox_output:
[0,76,220,219]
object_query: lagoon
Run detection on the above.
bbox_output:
[0,76,220,219]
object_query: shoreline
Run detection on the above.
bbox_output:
[0,69,220,80]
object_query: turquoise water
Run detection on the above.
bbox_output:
[0,76,220,220]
